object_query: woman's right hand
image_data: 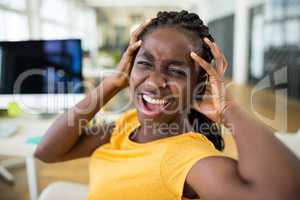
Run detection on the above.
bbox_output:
[110,19,151,90]
[191,38,235,124]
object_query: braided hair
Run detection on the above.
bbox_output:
[137,10,224,151]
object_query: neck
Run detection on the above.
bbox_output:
[134,113,193,143]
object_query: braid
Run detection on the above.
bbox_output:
[138,10,224,151]
[139,10,214,64]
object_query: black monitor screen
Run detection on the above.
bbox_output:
[0,39,83,94]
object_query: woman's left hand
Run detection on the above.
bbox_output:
[190,38,235,124]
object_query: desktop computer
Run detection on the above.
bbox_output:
[0,39,85,113]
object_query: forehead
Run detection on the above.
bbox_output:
[140,27,199,60]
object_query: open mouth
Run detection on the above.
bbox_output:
[137,93,172,117]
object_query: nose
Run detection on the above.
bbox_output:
[145,69,167,89]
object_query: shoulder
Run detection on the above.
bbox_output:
[162,133,223,167]
[160,132,225,197]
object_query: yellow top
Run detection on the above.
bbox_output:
[87,109,224,200]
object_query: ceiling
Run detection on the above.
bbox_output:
[84,0,263,23]
[85,0,195,8]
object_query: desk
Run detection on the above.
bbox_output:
[0,114,56,200]
[0,112,121,200]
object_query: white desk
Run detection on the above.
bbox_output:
[0,114,56,200]
[0,111,121,200]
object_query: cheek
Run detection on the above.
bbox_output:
[129,66,147,91]
[169,80,189,104]
[171,77,197,108]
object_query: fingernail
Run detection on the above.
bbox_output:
[204,37,210,43]
[191,52,197,57]
[138,40,142,45]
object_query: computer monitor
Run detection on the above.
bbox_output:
[0,39,85,112]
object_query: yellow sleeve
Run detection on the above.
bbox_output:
[160,134,224,198]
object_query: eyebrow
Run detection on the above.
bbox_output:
[139,50,186,66]
[140,50,154,62]
[165,60,185,67]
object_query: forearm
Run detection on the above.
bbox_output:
[35,77,120,161]
[223,103,300,190]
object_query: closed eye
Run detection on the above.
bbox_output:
[137,61,152,66]
[168,68,186,77]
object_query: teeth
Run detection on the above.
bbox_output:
[142,95,167,105]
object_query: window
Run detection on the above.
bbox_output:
[250,13,264,79]
[286,0,300,17]
[285,19,300,45]
[0,0,26,11]
[40,0,71,40]
[72,6,98,50]
[42,22,70,39]
[40,0,70,25]
[0,10,5,40]
[0,0,99,55]
[0,0,28,41]
[0,10,29,41]
[250,0,300,99]
[40,0,98,51]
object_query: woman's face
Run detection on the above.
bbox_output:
[129,27,202,124]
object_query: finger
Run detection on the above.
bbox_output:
[130,19,152,44]
[205,38,222,58]
[204,38,229,76]
[221,53,228,75]
[127,40,142,55]
[203,38,224,75]
[212,42,228,75]
[204,38,223,61]
[121,40,142,64]
[118,40,142,75]
[190,52,218,78]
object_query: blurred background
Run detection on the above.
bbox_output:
[0,0,299,200]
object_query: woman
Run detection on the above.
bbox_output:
[35,10,300,200]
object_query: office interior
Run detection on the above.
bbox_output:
[0,0,299,200]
